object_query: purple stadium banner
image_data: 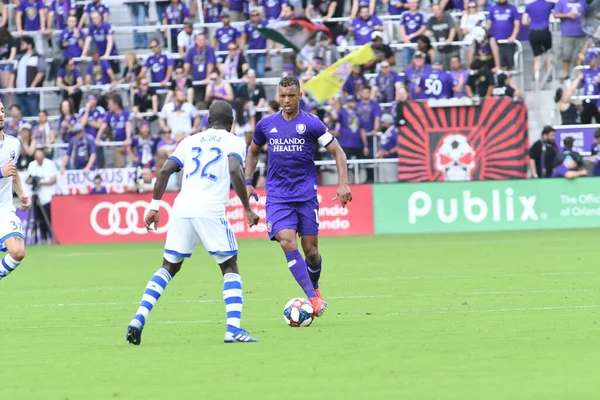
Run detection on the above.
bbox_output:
[553,125,597,156]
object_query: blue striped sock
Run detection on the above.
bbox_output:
[130,268,172,328]
[0,254,21,280]
[223,273,243,333]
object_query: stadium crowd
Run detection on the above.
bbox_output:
[0,0,597,189]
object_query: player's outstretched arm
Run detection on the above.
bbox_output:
[230,155,259,227]
[145,159,180,231]
[326,139,353,208]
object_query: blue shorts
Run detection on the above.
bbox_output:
[0,63,14,73]
[266,197,319,241]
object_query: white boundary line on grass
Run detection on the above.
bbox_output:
[1,290,595,309]
[363,272,598,281]
[2,304,599,331]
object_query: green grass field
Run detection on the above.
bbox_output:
[1,230,599,400]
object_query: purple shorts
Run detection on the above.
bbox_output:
[265,198,320,240]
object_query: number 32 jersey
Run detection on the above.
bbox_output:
[168,128,246,219]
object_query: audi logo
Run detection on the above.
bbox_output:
[90,200,172,236]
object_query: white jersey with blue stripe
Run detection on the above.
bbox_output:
[0,135,20,214]
[168,128,246,218]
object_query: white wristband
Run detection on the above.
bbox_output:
[149,199,161,211]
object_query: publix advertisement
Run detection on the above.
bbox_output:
[374,178,600,234]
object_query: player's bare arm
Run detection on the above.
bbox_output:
[144,159,180,232]
[229,155,259,227]
[12,171,30,211]
[326,139,353,208]
[244,142,261,200]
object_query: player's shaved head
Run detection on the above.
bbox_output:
[208,100,234,131]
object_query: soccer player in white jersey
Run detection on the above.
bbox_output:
[0,101,31,282]
[126,101,260,345]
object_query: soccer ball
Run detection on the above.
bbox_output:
[283,297,314,327]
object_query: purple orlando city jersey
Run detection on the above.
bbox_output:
[228,0,243,12]
[525,0,554,30]
[253,110,333,203]
[337,108,363,149]
[400,11,425,42]
[79,107,105,137]
[555,0,585,36]
[388,0,405,15]
[67,134,97,169]
[144,53,174,83]
[88,22,117,55]
[405,64,431,100]
[50,0,76,30]
[84,1,109,17]
[420,70,454,99]
[375,73,402,103]
[57,67,81,87]
[244,21,268,50]
[204,1,222,23]
[163,3,189,24]
[260,0,283,19]
[352,16,382,46]
[582,67,600,95]
[214,26,241,51]
[488,4,518,40]
[356,100,381,131]
[132,136,159,167]
[185,46,216,81]
[551,163,570,177]
[380,127,399,158]
[60,28,83,59]
[103,110,131,142]
[86,60,112,84]
[18,0,46,31]
[450,70,469,98]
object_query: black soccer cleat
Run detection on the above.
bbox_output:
[126,325,143,345]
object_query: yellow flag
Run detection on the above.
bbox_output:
[303,44,376,103]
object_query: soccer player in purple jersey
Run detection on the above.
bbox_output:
[244,76,352,317]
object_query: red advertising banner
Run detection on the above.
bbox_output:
[51,185,374,244]
[398,97,529,182]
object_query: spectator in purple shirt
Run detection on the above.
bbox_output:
[580,51,600,123]
[551,155,587,178]
[486,0,520,71]
[213,12,242,55]
[204,0,223,23]
[48,0,76,30]
[376,114,399,183]
[522,0,554,79]
[163,0,189,53]
[58,99,79,143]
[399,0,426,68]
[243,8,268,78]
[79,94,105,140]
[417,56,456,99]
[226,0,245,21]
[56,58,83,109]
[90,175,108,194]
[259,0,284,20]
[372,61,404,104]
[343,65,367,96]
[357,85,381,151]
[555,0,586,79]
[60,15,84,61]
[349,6,383,46]
[404,50,432,100]
[139,39,174,94]
[383,0,406,42]
[61,123,97,173]
[330,95,369,159]
[85,47,116,86]
[450,55,469,98]
[82,11,119,72]
[16,0,47,36]
[130,120,159,168]
[79,0,109,29]
[184,33,216,103]
[96,94,133,168]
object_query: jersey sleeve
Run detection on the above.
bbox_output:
[310,114,335,147]
[253,118,267,146]
[168,139,186,168]
[228,137,247,165]
[12,141,20,166]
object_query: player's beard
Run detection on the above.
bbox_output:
[0,120,4,131]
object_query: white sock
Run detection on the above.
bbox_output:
[0,254,21,280]
[223,273,243,332]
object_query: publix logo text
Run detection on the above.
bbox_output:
[408,189,540,224]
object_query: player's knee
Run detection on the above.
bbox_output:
[9,248,25,262]
[162,260,182,277]
[219,255,239,275]
[278,236,297,253]
[305,247,319,265]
